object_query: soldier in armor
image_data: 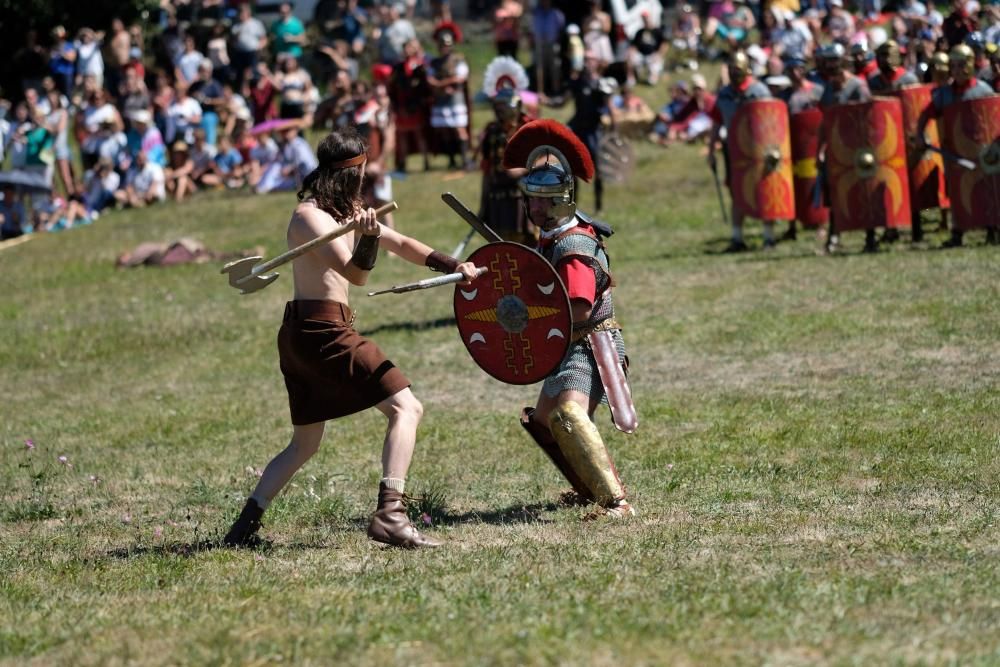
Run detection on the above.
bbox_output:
[428,22,473,170]
[707,50,777,252]
[918,44,998,247]
[868,40,920,93]
[502,119,635,519]
[850,42,878,80]
[478,89,532,243]
[779,54,824,241]
[816,43,875,252]
[389,38,431,174]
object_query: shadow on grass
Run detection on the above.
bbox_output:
[105,537,278,559]
[437,501,561,526]
[359,316,457,337]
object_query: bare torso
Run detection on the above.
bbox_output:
[288,200,356,303]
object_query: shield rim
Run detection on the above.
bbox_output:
[454,241,572,385]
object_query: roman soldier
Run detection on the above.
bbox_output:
[502,119,636,519]
[478,56,532,244]
[867,40,920,93]
[427,22,472,170]
[850,42,878,80]
[707,50,776,251]
[917,44,998,247]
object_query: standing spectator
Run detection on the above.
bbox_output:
[78,88,122,170]
[231,4,268,87]
[247,62,279,124]
[107,19,132,100]
[271,3,307,62]
[75,28,106,90]
[494,0,523,59]
[389,38,431,173]
[629,11,668,85]
[276,57,313,120]
[218,82,250,138]
[175,35,205,86]
[531,0,566,96]
[166,82,203,144]
[943,0,977,47]
[190,60,224,145]
[376,3,417,66]
[119,67,151,119]
[428,23,471,170]
[42,88,74,196]
[206,23,232,84]
[332,0,368,59]
[49,26,77,96]
[12,31,50,95]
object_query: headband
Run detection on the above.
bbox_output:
[326,154,367,169]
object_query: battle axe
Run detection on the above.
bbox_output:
[221,201,398,294]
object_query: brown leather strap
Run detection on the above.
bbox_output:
[571,317,620,343]
[327,154,367,169]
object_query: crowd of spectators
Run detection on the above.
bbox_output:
[1,0,998,241]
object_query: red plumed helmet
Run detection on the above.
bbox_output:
[502,119,595,182]
[433,21,463,44]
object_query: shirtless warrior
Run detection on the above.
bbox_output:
[224,127,477,548]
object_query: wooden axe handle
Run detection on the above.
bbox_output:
[246,201,398,279]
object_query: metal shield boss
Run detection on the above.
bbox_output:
[826,98,912,232]
[941,96,1000,230]
[897,84,949,211]
[790,109,830,226]
[726,99,795,220]
[454,242,572,385]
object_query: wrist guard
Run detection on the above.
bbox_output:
[350,233,380,270]
[425,250,460,274]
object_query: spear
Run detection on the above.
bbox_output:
[367,267,487,297]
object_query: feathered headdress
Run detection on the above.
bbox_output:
[481,56,529,97]
[502,119,595,182]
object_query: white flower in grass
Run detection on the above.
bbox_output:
[58,455,72,467]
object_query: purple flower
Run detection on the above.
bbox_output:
[421,513,432,526]
[121,513,132,524]
[153,526,163,539]
[24,439,35,450]
[254,554,265,563]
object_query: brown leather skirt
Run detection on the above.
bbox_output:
[278,300,410,425]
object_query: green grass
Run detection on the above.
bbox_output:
[2,43,999,667]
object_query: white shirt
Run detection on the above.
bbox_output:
[130,162,166,200]
[176,50,205,84]
[76,40,105,78]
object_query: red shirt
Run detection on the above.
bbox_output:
[539,224,599,305]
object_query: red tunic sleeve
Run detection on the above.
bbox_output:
[558,258,597,305]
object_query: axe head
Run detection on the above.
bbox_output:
[220,256,280,295]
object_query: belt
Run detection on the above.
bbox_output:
[283,300,355,326]
[571,317,620,344]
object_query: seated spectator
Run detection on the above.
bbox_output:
[219,83,251,138]
[175,35,205,86]
[0,186,29,240]
[254,124,317,194]
[79,158,120,217]
[189,60,224,145]
[189,128,220,187]
[652,80,691,143]
[126,109,167,166]
[164,140,196,201]
[214,135,246,188]
[657,74,715,145]
[116,149,167,208]
[78,88,123,170]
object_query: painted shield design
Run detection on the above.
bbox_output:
[727,99,795,220]
[454,242,572,385]
[790,109,830,227]
[897,84,949,211]
[826,98,912,232]
[941,95,1000,230]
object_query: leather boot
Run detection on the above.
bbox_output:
[367,484,441,548]
[520,407,595,502]
[223,498,264,547]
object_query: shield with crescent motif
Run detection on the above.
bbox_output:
[790,109,830,227]
[897,84,949,211]
[454,242,572,385]
[726,99,795,221]
[826,98,912,232]
[941,95,1000,230]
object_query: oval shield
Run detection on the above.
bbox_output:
[727,99,795,221]
[826,98,912,232]
[941,95,1000,230]
[454,242,572,385]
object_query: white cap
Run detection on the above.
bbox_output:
[129,109,152,124]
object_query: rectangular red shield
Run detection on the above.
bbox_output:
[897,84,949,211]
[941,95,1000,230]
[790,109,829,227]
[726,99,795,221]
[825,97,912,232]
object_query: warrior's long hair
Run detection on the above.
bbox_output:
[297,128,367,219]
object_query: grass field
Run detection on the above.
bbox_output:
[2,39,1000,665]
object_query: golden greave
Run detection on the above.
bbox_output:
[548,401,626,505]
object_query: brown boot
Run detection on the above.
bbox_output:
[367,484,442,548]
